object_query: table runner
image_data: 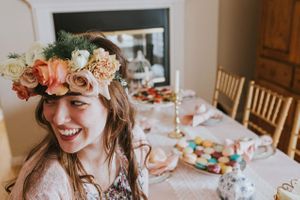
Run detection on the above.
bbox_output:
[147,127,276,200]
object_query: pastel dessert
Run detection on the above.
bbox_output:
[195,149,204,157]
[221,165,233,174]
[230,154,242,162]
[207,164,221,174]
[194,136,202,145]
[201,153,212,160]
[195,157,208,170]
[218,156,230,164]
[211,151,223,159]
[213,144,224,152]
[222,147,235,156]
[204,147,215,154]
[208,158,217,164]
[176,138,244,175]
[202,140,213,148]
[183,153,197,165]
[183,147,194,155]
[188,141,197,150]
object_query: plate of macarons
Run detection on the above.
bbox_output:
[174,137,246,175]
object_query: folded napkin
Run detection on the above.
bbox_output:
[276,179,300,200]
[147,148,179,176]
[225,135,273,163]
[181,104,220,127]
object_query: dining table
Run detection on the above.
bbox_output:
[135,97,300,200]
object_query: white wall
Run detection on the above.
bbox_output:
[218,0,260,118]
[0,0,47,158]
[0,0,220,158]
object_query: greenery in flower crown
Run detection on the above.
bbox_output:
[7,53,21,59]
[43,31,97,60]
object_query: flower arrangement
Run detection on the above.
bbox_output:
[0,31,125,100]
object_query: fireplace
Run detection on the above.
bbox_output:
[25,0,185,88]
[53,9,170,86]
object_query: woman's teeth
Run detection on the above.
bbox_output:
[59,129,80,136]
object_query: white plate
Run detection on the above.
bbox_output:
[253,145,275,160]
[131,98,173,109]
[149,171,172,184]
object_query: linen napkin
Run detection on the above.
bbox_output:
[181,104,220,127]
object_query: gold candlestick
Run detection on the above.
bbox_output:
[168,92,185,139]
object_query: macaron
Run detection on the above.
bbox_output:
[204,147,215,154]
[188,141,197,150]
[201,153,212,160]
[222,147,235,156]
[196,157,208,166]
[208,158,217,164]
[183,147,194,155]
[230,154,242,162]
[183,153,197,165]
[213,144,224,152]
[195,146,204,151]
[194,136,203,145]
[195,149,204,157]
[221,165,233,174]
[218,156,230,164]
[202,140,213,148]
[211,151,223,159]
[207,164,221,174]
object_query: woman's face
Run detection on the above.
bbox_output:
[43,95,108,153]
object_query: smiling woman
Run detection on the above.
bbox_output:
[2,31,150,200]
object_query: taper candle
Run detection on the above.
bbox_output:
[175,69,180,93]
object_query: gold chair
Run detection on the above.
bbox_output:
[243,81,292,148]
[288,100,300,160]
[212,66,245,119]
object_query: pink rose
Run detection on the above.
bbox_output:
[12,82,35,101]
[33,59,69,95]
[66,70,99,96]
[19,67,39,88]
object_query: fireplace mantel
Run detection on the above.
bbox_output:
[24,0,185,87]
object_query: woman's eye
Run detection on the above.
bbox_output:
[70,100,87,107]
[44,99,56,105]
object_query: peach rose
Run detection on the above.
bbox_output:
[19,67,38,88]
[33,59,69,95]
[12,82,34,101]
[66,70,99,96]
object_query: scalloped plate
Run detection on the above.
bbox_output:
[179,157,246,176]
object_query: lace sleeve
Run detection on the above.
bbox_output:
[10,158,73,200]
[133,125,150,197]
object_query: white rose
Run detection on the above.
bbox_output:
[0,58,26,81]
[71,50,90,70]
[25,42,45,66]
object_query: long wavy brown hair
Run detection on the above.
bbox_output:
[6,33,150,200]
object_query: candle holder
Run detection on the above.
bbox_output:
[168,91,185,139]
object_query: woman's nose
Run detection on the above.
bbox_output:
[52,103,71,125]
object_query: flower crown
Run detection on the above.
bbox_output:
[0,31,127,101]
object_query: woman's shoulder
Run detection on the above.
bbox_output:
[10,155,72,199]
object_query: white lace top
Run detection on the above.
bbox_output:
[9,126,149,200]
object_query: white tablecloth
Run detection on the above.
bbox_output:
[143,98,300,200]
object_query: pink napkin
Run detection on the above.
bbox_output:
[181,104,220,127]
[147,148,179,176]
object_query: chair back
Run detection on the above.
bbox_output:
[212,66,245,119]
[288,100,300,160]
[243,81,292,148]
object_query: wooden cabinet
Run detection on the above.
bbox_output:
[256,0,300,154]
